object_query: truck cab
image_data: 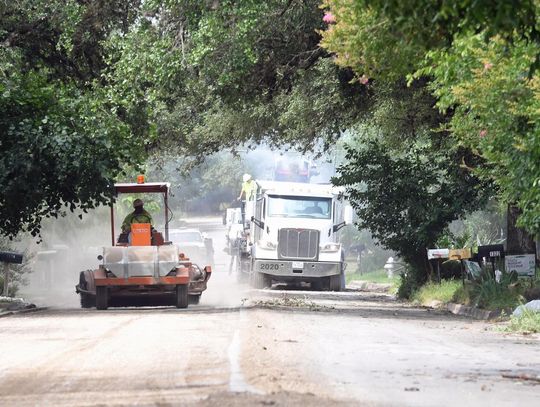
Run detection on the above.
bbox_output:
[245,181,351,290]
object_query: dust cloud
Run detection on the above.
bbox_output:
[17,207,111,308]
[16,209,251,310]
[13,147,343,309]
[178,215,252,309]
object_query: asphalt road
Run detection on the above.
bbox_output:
[1,218,539,406]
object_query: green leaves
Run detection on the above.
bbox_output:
[0,1,151,237]
[321,0,540,236]
[0,59,136,237]
[321,0,538,81]
[104,0,360,159]
[425,32,540,234]
[334,132,488,279]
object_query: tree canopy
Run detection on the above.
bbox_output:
[1,0,539,291]
[1,0,362,237]
[321,0,540,236]
[0,1,145,237]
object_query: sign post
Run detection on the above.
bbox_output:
[427,249,450,283]
[449,249,472,284]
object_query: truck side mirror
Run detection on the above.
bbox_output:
[344,205,354,224]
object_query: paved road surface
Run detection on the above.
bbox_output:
[1,217,538,406]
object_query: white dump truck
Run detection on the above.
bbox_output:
[237,180,352,290]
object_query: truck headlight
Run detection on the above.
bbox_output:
[320,243,340,252]
[258,240,277,250]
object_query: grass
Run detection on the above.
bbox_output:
[411,280,462,306]
[479,292,522,310]
[451,284,471,305]
[505,307,540,334]
[346,268,397,284]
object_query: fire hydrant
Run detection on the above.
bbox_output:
[384,257,396,278]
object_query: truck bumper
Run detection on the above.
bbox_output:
[253,259,341,278]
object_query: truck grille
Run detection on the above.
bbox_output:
[278,228,319,260]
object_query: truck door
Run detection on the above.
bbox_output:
[253,197,264,242]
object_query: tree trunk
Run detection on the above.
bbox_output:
[506,205,536,255]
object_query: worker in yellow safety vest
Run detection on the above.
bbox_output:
[237,173,257,201]
[121,199,153,233]
[237,174,257,229]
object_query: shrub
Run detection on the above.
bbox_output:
[452,283,472,305]
[523,277,540,301]
[412,280,461,305]
[397,266,426,299]
[459,268,523,310]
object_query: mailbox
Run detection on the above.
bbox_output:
[477,244,504,260]
[0,252,23,264]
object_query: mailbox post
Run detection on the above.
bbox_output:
[427,249,449,283]
[0,252,24,297]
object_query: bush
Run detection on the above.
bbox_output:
[412,280,461,305]
[454,268,524,310]
[0,274,21,297]
[452,283,472,305]
[523,277,540,301]
[397,266,426,299]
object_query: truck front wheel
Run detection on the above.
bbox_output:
[329,273,345,291]
[252,271,271,289]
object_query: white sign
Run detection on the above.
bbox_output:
[505,254,536,277]
[427,249,449,260]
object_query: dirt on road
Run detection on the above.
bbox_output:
[0,285,539,407]
[1,217,538,406]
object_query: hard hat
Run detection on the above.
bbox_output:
[243,173,252,182]
[133,199,144,208]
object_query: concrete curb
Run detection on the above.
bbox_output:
[0,306,48,318]
[446,302,501,320]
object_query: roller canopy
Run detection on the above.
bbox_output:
[114,182,170,195]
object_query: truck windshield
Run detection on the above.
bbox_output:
[267,195,331,219]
